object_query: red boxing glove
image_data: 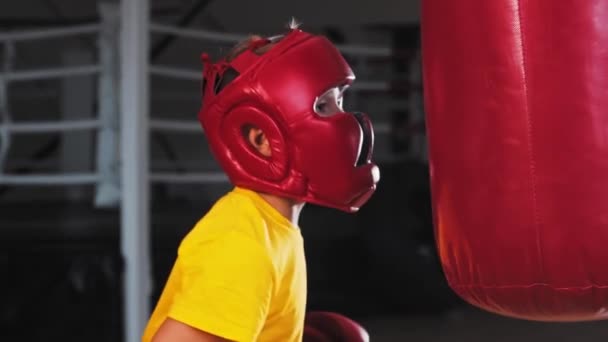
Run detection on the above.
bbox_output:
[303,311,369,342]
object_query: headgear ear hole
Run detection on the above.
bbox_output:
[240,123,268,157]
[221,106,289,181]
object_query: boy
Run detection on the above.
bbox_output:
[143,23,380,342]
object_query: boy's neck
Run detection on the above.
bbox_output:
[258,192,304,226]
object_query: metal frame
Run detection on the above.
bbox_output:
[119,1,151,342]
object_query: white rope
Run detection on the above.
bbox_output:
[335,44,391,57]
[150,119,200,132]
[0,41,15,174]
[5,65,101,82]
[150,23,391,57]
[150,172,229,183]
[0,119,100,133]
[150,118,389,134]
[3,160,226,174]
[0,173,102,185]
[0,24,101,42]
[150,23,245,44]
[151,160,218,170]
[149,65,199,81]
[149,65,390,92]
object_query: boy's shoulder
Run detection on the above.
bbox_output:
[179,189,268,252]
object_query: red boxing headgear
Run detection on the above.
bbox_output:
[198,29,380,212]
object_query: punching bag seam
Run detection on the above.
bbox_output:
[515,0,545,281]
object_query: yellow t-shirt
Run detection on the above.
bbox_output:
[142,187,307,342]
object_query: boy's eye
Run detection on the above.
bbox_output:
[315,102,327,113]
[313,86,346,117]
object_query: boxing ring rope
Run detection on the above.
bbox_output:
[150,22,392,57]
[150,23,247,44]
[150,64,390,91]
[149,24,392,93]
[0,22,103,185]
[150,172,229,184]
[0,41,14,176]
[2,119,101,133]
[0,173,102,185]
[149,119,201,132]
[0,24,101,42]
[0,25,395,179]
[4,65,101,82]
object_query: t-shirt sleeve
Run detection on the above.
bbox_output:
[168,230,275,342]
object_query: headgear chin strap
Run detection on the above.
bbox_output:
[198,29,379,212]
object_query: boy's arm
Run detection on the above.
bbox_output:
[155,231,275,342]
[152,318,231,342]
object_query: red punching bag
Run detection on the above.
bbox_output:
[422,0,608,321]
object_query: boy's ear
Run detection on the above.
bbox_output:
[247,126,272,157]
